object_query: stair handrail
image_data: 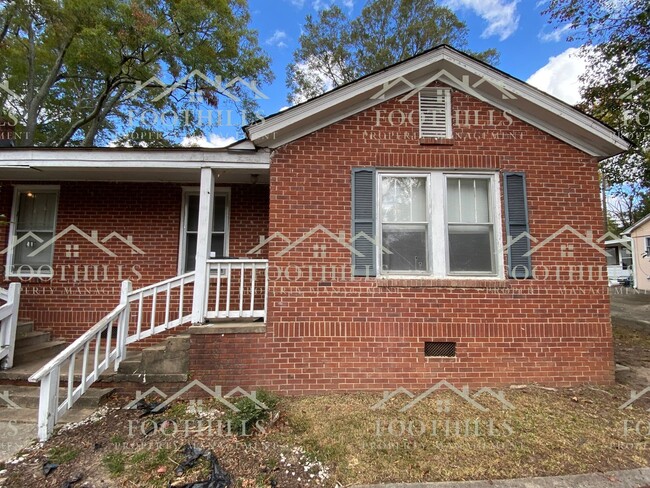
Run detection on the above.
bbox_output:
[0,282,21,370]
[28,272,195,442]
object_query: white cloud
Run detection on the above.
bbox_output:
[526,47,587,105]
[181,134,237,148]
[289,0,305,7]
[538,23,572,42]
[443,0,520,41]
[265,30,288,48]
[342,0,354,12]
[312,0,332,9]
[290,59,338,105]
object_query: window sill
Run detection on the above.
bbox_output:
[419,137,454,145]
[376,277,509,289]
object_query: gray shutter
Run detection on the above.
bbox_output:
[352,168,376,277]
[503,172,532,279]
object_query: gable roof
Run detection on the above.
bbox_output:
[245,45,629,159]
[622,213,650,235]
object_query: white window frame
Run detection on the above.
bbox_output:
[5,185,60,278]
[418,87,452,139]
[178,187,231,274]
[645,237,650,257]
[375,171,503,279]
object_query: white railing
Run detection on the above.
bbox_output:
[29,272,195,442]
[205,259,268,322]
[0,283,21,370]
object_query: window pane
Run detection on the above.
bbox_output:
[186,196,199,232]
[381,177,426,222]
[459,179,475,223]
[447,179,460,222]
[12,231,55,271]
[213,196,226,232]
[448,225,494,273]
[17,192,57,231]
[475,179,490,222]
[184,233,198,272]
[382,225,428,272]
[447,178,491,224]
[211,234,225,257]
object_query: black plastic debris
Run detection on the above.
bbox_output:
[171,444,231,488]
[42,461,58,476]
[135,399,168,417]
[61,473,83,487]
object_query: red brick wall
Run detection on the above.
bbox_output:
[0,181,269,344]
[190,88,614,392]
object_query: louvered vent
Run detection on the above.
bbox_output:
[419,88,451,139]
[424,341,456,357]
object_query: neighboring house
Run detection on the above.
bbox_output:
[605,237,633,286]
[0,45,630,392]
[622,213,650,291]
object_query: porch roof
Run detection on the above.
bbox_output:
[0,147,270,183]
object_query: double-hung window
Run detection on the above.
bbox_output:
[377,172,500,277]
[645,237,650,257]
[180,189,229,273]
[7,186,59,277]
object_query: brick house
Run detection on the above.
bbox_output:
[0,45,630,410]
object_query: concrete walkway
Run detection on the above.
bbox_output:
[354,468,650,488]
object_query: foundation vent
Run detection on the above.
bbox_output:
[424,341,456,357]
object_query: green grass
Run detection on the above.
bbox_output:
[102,452,126,476]
[47,446,80,464]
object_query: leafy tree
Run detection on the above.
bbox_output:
[0,0,271,147]
[287,0,499,104]
[543,0,650,225]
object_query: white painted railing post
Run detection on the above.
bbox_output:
[37,368,60,442]
[192,167,215,324]
[115,280,132,371]
[0,282,21,370]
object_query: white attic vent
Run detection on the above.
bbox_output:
[418,88,452,139]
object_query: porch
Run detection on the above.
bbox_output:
[0,148,273,440]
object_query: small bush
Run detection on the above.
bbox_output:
[224,389,279,436]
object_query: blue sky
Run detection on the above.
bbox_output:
[193,0,587,146]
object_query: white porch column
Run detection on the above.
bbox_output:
[191,167,215,323]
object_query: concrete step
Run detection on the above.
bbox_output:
[117,335,190,377]
[14,330,50,349]
[0,385,114,410]
[15,320,34,339]
[0,406,99,425]
[13,340,67,364]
